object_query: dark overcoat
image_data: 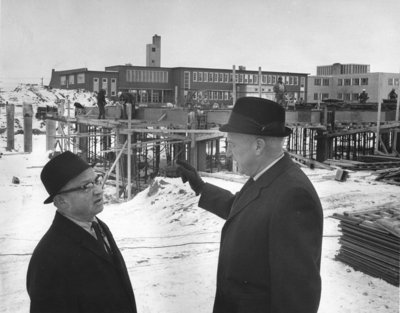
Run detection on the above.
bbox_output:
[199,154,323,313]
[27,212,137,313]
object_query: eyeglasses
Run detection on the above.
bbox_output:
[57,174,104,195]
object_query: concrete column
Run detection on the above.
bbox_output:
[197,141,207,172]
[6,102,15,151]
[46,119,57,151]
[232,65,236,105]
[23,102,33,153]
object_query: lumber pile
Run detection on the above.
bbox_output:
[332,207,400,286]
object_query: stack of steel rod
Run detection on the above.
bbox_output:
[332,208,400,286]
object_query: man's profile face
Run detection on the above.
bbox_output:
[57,168,104,222]
[226,133,258,176]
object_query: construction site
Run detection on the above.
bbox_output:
[6,96,399,202]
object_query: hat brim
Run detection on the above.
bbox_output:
[219,124,292,137]
[44,194,55,204]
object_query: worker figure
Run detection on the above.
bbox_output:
[388,88,398,102]
[273,77,286,107]
[359,89,369,104]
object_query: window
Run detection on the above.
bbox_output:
[344,79,351,86]
[224,73,229,82]
[198,72,203,82]
[229,73,233,82]
[248,75,253,84]
[361,78,368,85]
[300,77,305,87]
[272,76,277,84]
[235,74,238,83]
[253,75,258,84]
[262,75,267,84]
[239,74,243,83]
[193,72,198,82]
[218,91,223,100]
[344,93,351,101]
[77,74,85,84]
[314,78,321,86]
[395,78,400,86]
[267,75,272,84]
[219,73,223,82]
[152,47,156,52]
[294,76,298,85]
[184,71,190,90]
[338,78,343,86]
[353,78,360,86]
[337,93,343,100]
[289,76,293,85]
[214,73,218,82]
[322,93,329,100]
[323,79,329,86]
[224,92,229,100]
[314,93,319,100]
[209,73,213,82]
[60,76,66,85]
[352,93,359,101]
[388,78,393,85]
[204,72,208,82]
[213,91,218,99]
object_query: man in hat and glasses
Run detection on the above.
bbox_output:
[177,97,323,313]
[27,151,137,313]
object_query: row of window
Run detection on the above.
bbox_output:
[313,93,364,101]
[313,78,330,86]
[60,73,86,85]
[388,78,400,86]
[192,71,301,86]
[338,78,369,86]
[191,90,233,101]
[126,70,169,83]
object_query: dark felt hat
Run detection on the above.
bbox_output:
[219,97,292,137]
[41,151,91,204]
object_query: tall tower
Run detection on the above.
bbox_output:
[146,34,161,67]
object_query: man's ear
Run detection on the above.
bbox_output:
[254,137,266,155]
[53,194,69,210]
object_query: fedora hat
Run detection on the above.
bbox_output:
[220,97,292,137]
[41,151,91,204]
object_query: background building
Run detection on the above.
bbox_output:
[49,35,308,107]
[48,68,119,97]
[308,63,400,104]
[146,34,161,67]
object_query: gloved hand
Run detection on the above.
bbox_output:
[176,159,205,196]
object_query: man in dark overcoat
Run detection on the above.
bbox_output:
[177,97,323,313]
[27,151,137,313]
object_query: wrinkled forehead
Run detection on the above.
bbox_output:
[62,168,95,189]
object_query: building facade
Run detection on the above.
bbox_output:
[48,68,119,97]
[48,34,308,107]
[308,63,400,104]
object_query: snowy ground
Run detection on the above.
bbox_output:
[1,86,399,313]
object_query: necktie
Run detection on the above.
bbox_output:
[91,221,111,254]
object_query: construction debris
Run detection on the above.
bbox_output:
[332,207,400,286]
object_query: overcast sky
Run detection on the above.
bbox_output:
[1,0,399,87]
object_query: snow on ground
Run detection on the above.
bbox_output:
[0,85,399,313]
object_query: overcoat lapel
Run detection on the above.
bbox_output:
[53,212,114,264]
[227,154,293,220]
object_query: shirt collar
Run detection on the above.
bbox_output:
[253,153,284,181]
[57,210,97,235]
